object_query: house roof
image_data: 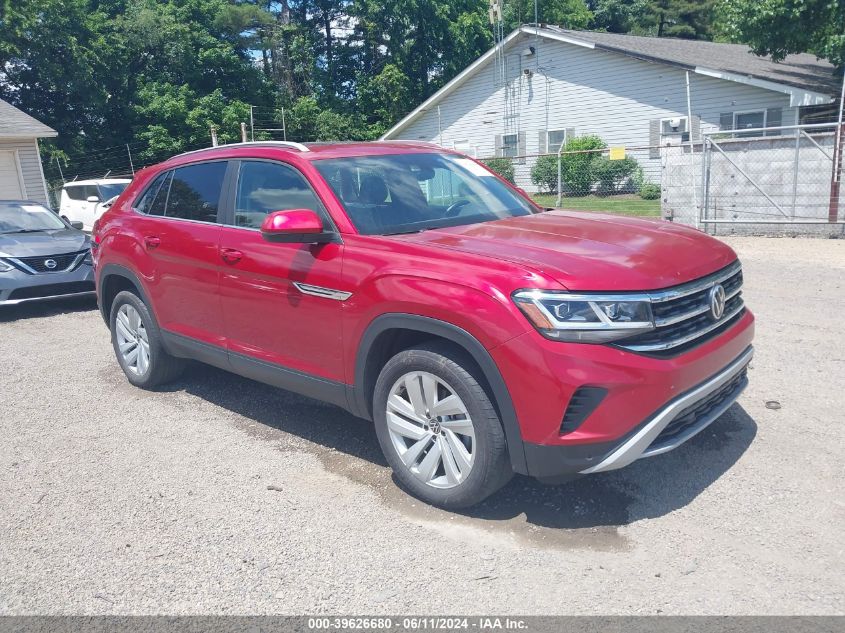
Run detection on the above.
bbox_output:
[0,98,57,139]
[383,25,841,140]
[541,26,840,97]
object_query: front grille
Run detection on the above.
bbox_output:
[10,250,88,274]
[618,262,745,356]
[8,281,95,300]
[650,366,748,447]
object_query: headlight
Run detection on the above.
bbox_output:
[83,249,93,265]
[513,290,654,343]
[0,258,13,273]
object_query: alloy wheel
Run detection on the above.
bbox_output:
[385,371,476,489]
[115,303,150,376]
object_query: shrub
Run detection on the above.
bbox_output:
[560,135,607,195]
[592,156,639,194]
[530,155,560,192]
[639,183,661,200]
[482,157,515,184]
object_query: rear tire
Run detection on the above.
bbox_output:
[373,342,512,509]
[110,290,184,388]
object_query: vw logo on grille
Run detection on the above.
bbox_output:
[708,284,727,321]
[44,259,58,270]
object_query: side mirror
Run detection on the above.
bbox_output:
[87,195,100,203]
[260,209,335,244]
[70,220,84,230]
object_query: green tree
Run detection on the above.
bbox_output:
[504,0,593,29]
[587,0,650,33]
[637,0,716,39]
[717,0,845,68]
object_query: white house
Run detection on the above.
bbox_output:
[0,98,57,204]
[382,25,840,190]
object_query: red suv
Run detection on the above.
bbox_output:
[93,141,754,508]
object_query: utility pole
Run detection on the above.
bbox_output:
[241,122,248,143]
[126,144,135,176]
[281,107,287,141]
[210,125,218,147]
[250,106,255,141]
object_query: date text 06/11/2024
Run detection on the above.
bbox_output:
[306,617,529,630]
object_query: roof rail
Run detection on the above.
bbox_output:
[174,141,310,158]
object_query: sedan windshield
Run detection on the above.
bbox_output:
[314,153,537,235]
[0,202,66,233]
[98,183,128,201]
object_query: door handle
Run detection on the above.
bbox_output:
[144,235,161,249]
[220,248,243,264]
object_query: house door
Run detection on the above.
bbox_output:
[0,151,25,199]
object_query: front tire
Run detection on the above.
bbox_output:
[373,343,512,509]
[110,290,184,388]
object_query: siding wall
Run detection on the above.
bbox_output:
[0,138,49,204]
[394,34,796,190]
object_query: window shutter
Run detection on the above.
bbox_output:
[538,130,547,154]
[494,134,503,158]
[649,119,661,159]
[691,115,701,142]
[766,108,782,136]
[719,112,733,131]
[517,131,526,163]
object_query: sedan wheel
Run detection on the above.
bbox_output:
[114,303,150,376]
[386,370,476,489]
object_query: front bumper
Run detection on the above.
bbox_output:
[0,264,95,306]
[521,345,752,481]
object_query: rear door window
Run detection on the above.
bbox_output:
[165,162,227,223]
[64,186,86,201]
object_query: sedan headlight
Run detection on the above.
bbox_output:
[0,258,13,273]
[513,290,654,343]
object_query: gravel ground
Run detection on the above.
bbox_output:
[0,236,843,615]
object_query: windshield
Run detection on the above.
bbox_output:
[0,202,66,233]
[98,183,128,201]
[314,153,536,235]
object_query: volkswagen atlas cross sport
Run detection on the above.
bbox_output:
[92,141,754,508]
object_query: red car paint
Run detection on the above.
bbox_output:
[94,142,754,481]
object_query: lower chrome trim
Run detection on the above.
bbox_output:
[0,290,96,306]
[292,282,352,301]
[579,345,753,474]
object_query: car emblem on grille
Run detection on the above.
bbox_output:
[708,284,726,321]
[44,259,57,270]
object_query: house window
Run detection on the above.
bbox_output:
[502,134,518,158]
[547,130,567,153]
[734,111,766,137]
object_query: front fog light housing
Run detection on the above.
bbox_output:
[513,290,655,343]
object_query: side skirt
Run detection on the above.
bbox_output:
[161,331,351,411]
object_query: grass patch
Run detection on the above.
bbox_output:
[531,193,660,217]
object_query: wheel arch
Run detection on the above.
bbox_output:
[97,264,153,326]
[352,313,528,475]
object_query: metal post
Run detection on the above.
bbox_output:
[281,107,287,141]
[241,122,248,143]
[556,140,564,208]
[53,155,65,184]
[702,138,711,231]
[210,125,218,147]
[791,129,800,218]
[829,74,845,222]
[126,144,135,176]
[685,71,699,229]
[250,106,255,142]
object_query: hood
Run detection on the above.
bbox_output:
[0,228,90,258]
[398,210,737,291]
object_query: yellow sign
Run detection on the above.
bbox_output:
[609,146,626,160]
